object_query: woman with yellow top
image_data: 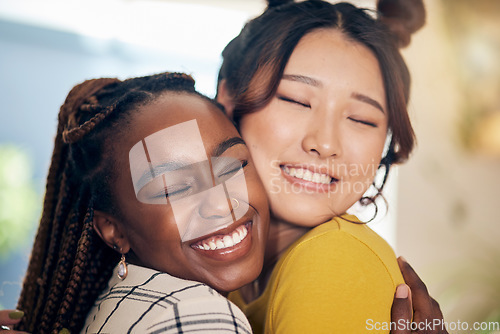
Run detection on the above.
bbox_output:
[216,0,447,333]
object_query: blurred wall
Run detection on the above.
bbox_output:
[0,0,257,308]
[397,0,500,326]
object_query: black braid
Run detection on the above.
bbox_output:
[16,72,210,333]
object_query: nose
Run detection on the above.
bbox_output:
[198,186,233,219]
[301,115,342,158]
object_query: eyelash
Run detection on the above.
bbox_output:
[153,185,191,199]
[151,160,249,199]
[277,95,310,108]
[218,160,248,177]
[348,117,377,128]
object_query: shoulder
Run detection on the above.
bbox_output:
[82,265,252,333]
[279,215,401,281]
[265,216,403,332]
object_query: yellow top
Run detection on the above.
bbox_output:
[229,215,404,334]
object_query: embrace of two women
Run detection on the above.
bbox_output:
[2,1,448,333]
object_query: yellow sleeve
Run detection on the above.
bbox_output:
[266,230,400,334]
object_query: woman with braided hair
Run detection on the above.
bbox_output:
[216,0,448,333]
[1,1,448,333]
[11,72,270,333]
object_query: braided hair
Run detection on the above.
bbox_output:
[16,72,201,333]
[217,0,425,218]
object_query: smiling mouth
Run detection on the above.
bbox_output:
[191,222,251,251]
[281,165,338,185]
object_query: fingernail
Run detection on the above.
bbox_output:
[8,310,24,319]
[396,284,409,298]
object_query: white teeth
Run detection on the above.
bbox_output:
[295,168,303,178]
[196,224,249,251]
[283,166,332,185]
[232,231,241,244]
[216,240,225,249]
[223,235,234,248]
[312,173,320,183]
[240,226,248,239]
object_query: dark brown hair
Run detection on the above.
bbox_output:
[16,72,216,333]
[217,0,425,211]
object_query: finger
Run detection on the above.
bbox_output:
[390,284,413,334]
[397,257,434,322]
[430,298,449,334]
[0,310,24,326]
[1,328,31,334]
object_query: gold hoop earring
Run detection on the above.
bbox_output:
[117,253,128,280]
[231,198,240,210]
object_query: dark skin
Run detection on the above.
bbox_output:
[0,310,25,334]
[93,92,270,295]
[391,258,449,334]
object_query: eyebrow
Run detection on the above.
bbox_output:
[283,74,385,114]
[212,137,246,157]
[134,136,246,190]
[351,92,385,114]
[282,74,322,87]
[135,160,189,191]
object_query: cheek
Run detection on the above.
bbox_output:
[240,105,297,173]
[245,167,269,209]
[124,206,180,244]
[345,132,387,181]
[240,103,298,151]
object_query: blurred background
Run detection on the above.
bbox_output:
[0,0,498,332]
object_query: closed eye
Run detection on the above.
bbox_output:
[152,185,191,199]
[277,95,310,108]
[218,160,248,179]
[348,117,377,128]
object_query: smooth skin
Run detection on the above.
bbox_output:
[238,28,390,291]
[93,92,269,294]
[219,28,449,334]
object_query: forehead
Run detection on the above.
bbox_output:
[286,28,384,95]
[131,92,238,144]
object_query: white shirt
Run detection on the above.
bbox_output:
[82,264,252,334]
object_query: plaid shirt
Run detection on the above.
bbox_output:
[82,264,252,334]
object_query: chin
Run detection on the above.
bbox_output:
[209,264,262,293]
[272,205,336,227]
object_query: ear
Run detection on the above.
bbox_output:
[216,79,235,119]
[93,210,130,254]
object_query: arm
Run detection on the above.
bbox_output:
[390,258,449,334]
[267,231,401,333]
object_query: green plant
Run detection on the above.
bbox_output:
[0,144,39,258]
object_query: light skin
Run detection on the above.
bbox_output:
[222,28,389,289]
[0,26,445,334]
[93,92,269,294]
[218,27,449,334]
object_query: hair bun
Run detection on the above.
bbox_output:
[267,0,293,9]
[377,0,426,48]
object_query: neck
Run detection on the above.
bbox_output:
[238,214,311,303]
[263,215,311,268]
